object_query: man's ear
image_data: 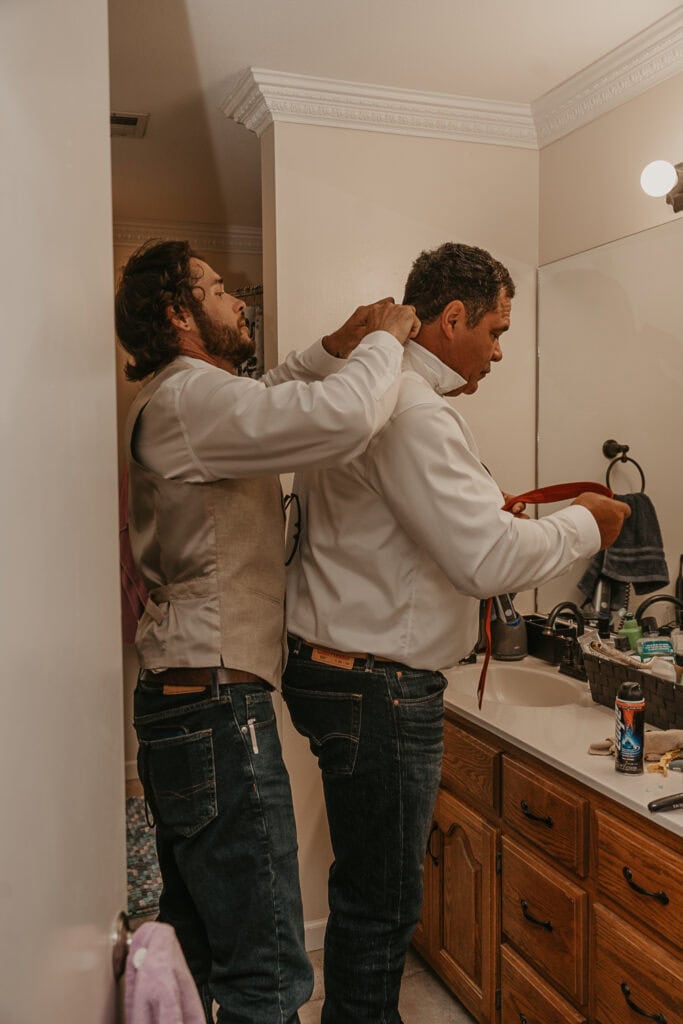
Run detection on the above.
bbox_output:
[441,299,465,339]
[166,305,193,332]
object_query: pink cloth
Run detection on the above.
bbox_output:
[125,921,206,1024]
[119,468,148,645]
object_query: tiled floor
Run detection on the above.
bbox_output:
[299,947,476,1024]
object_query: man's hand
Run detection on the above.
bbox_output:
[322,298,420,357]
[502,492,528,519]
[571,493,631,549]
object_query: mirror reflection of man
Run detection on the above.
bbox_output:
[115,238,420,1024]
[283,242,630,1024]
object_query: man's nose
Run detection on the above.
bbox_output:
[492,340,503,361]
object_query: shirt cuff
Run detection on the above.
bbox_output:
[565,503,602,555]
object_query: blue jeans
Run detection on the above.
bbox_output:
[134,674,313,1024]
[282,646,445,1024]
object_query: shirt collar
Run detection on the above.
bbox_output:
[402,340,466,396]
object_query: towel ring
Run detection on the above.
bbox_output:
[605,455,646,494]
[602,439,646,494]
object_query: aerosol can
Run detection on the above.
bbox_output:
[615,681,645,774]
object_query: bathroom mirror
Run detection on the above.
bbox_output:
[535,215,683,617]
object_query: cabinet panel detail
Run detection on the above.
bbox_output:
[594,808,683,954]
[501,944,586,1024]
[433,788,499,1024]
[442,719,500,813]
[592,903,682,1024]
[502,835,587,1003]
[502,756,588,876]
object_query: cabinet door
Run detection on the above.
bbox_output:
[433,788,499,1024]
[413,822,441,959]
[592,903,683,1024]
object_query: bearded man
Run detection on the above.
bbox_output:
[114,239,419,1024]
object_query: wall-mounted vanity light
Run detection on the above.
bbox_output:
[640,160,683,212]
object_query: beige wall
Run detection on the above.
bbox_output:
[1,0,126,1017]
[266,120,540,928]
[540,70,683,264]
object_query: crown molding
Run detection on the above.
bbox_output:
[533,7,683,147]
[223,68,538,149]
[113,219,262,255]
[224,11,683,152]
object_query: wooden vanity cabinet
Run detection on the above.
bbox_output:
[415,708,683,1023]
[412,724,501,1023]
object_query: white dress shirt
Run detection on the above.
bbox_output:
[133,334,404,480]
[286,341,601,671]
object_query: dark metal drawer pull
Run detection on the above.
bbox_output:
[622,866,670,905]
[620,982,667,1023]
[520,799,553,827]
[426,822,439,866]
[519,1015,528,1024]
[520,898,553,931]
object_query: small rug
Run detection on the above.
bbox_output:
[126,795,162,920]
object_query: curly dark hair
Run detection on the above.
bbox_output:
[403,242,515,327]
[115,239,206,381]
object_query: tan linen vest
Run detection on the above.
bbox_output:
[125,360,287,687]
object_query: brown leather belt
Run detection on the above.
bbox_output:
[287,635,400,672]
[140,666,264,695]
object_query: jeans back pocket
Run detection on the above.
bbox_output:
[139,728,217,838]
[283,686,362,776]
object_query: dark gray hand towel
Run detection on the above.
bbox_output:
[578,492,669,609]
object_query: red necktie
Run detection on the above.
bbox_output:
[476,482,613,708]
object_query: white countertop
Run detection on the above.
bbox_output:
[443,656,683,840]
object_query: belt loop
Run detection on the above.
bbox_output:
[211,668,221,699]
[289,634,302,656]
[364,654,375,673]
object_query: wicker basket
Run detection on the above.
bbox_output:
[582,650,683,730]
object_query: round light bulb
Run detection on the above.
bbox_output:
[640,160,678,197]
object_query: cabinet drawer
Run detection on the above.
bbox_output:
[592,903,682,1024]
[501,944,586,1024]
[502,757,588,875]
[594,808,683,953]
[502,836,587,1004]
[442,719,500,813]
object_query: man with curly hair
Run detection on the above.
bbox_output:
[115,239,419,1024]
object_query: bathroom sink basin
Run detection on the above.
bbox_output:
[444,661,588,708]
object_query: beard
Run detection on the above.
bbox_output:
[194,305,255,367]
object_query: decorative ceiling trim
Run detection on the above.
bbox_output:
[223,68,538,149]
[113,219,262,255]
[223,10,683,151]
[533,7,683,147]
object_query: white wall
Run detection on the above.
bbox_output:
[264,119,540,928]
[0,1,125,1019]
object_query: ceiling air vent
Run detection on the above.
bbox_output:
[110,112,150,138]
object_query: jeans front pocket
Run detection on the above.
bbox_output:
[139,728,217,839]
[283,685,362,776]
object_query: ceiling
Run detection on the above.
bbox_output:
[108,0,682,229]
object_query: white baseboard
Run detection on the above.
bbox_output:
[305,917,327,952]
